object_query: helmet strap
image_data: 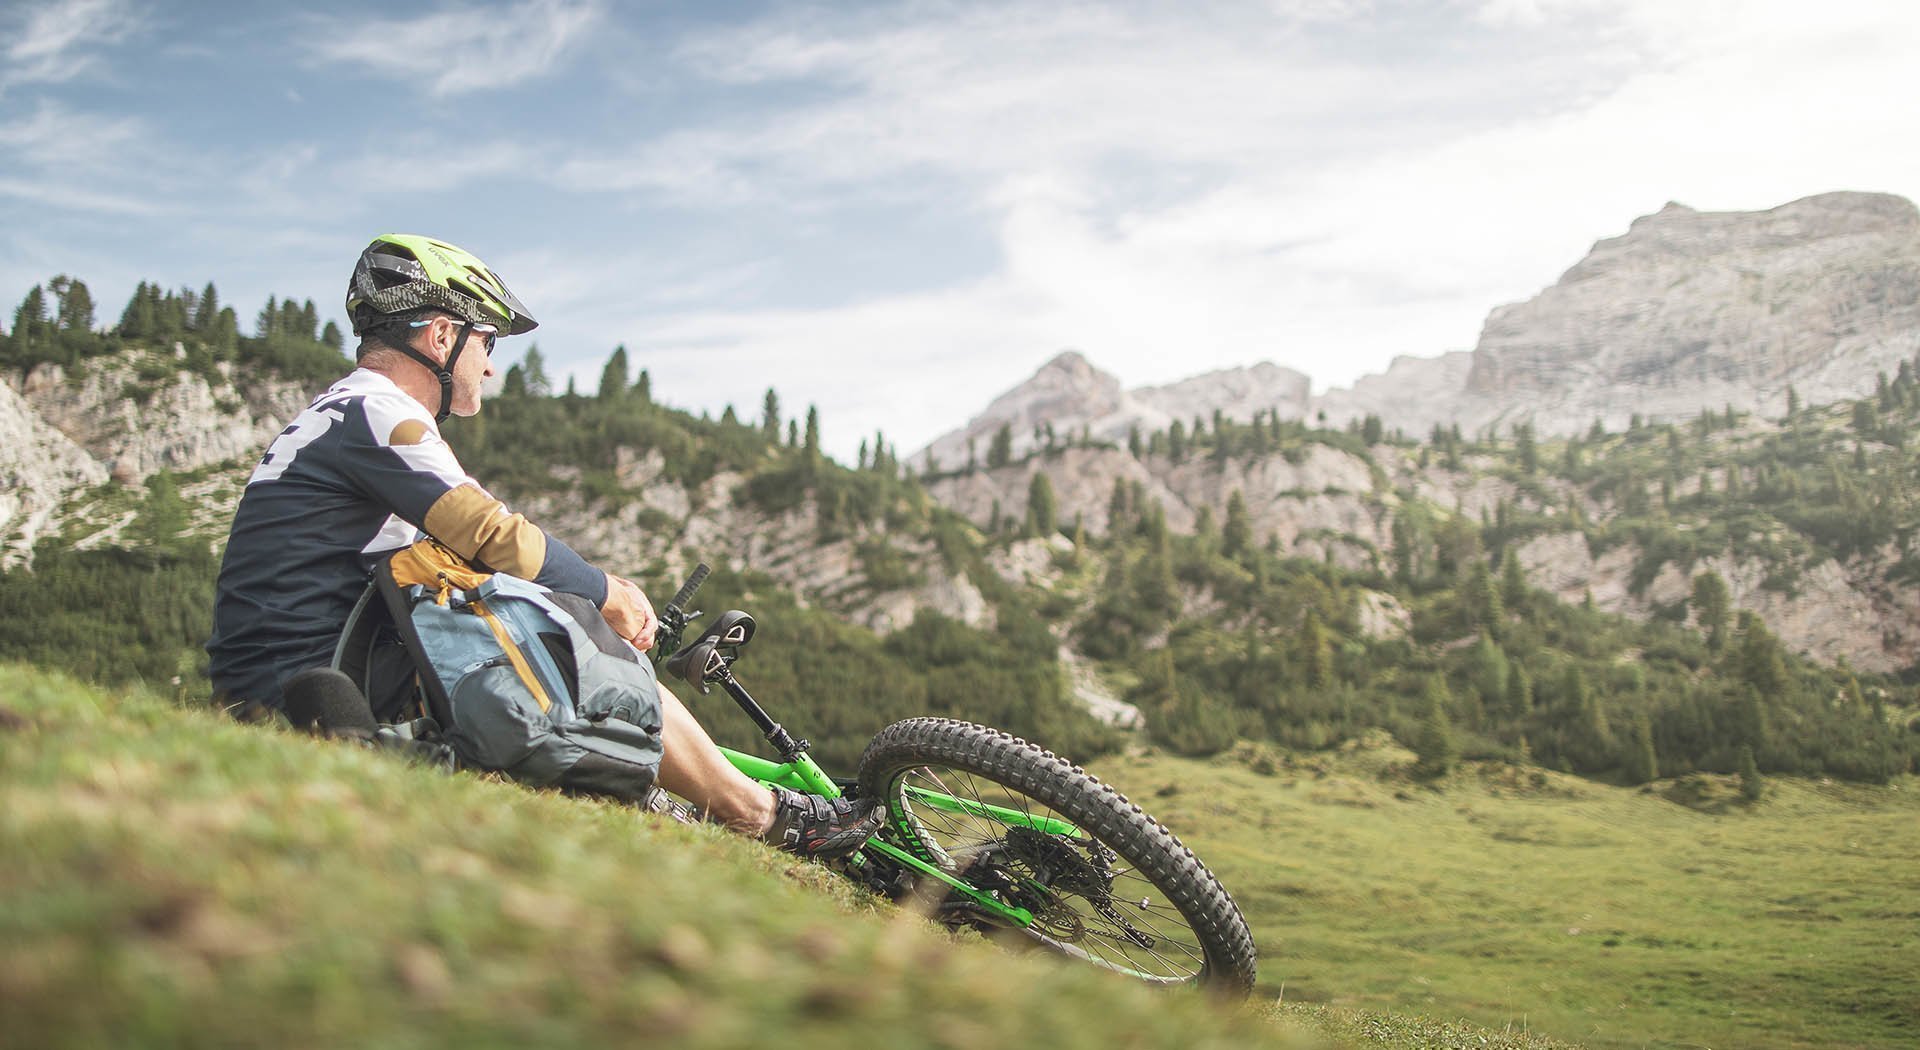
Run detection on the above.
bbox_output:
[394,317,473,424]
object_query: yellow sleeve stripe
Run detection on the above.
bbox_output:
[469,600,553,714]
[422,483,547,579]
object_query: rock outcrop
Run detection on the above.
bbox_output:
[21,350,315,483]
[0,378,109,568]
[915,351,1313,472]
[1309,192,1920,436]
[1460,192,1920,435]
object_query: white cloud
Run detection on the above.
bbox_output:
[567,4,1462,200]
[0,175,161,216]
[0,98,145,168]
[1,0,141,91]
[545,0,1920,459]
[304,0,602,97]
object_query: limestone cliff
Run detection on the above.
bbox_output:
[915,352,1313,472]
[20,349,316,484]
[0,378,108,568]
[1460,192,1920,435]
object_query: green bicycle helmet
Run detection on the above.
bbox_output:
[345,234,538,422]
[346,233,537,337]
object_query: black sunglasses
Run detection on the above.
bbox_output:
[410,317,499,355]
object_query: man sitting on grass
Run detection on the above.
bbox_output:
[206,233,879,858]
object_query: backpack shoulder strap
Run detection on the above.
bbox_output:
[372,544,459,727]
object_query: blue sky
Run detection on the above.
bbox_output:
[5,0,1919,460]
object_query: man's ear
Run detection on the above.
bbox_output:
[414,316,452,365]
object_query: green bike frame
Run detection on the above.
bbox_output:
[714,742,1082,927]
[660,569,1081,933]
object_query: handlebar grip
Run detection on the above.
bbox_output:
[668,563,711,611]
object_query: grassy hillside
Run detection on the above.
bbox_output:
[1099,736,1920,1050]
[0,665,1589,1050]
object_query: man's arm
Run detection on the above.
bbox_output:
[338,397,613,605]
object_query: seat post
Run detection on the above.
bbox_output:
[716,669,808,761]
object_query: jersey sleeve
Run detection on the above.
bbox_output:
[339,394,610,605]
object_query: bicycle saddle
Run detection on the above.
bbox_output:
[663,610,755,693]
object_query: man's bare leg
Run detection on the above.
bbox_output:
[653,683,776,835]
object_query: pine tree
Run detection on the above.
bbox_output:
[1106,477,1130,534]
[1734,684,1769,753]
[1026,471,1056,537]
[1514,422,1537,474]
[321,321,343,349]
[803,406,821,461]
[6,285,49,366]
[761,387,780,441]
[1504,661,1532,717]
[49,275,94,333]
[137,471,189,548]
[987,424,1013,469]
[1301,612,1332,690]
[1499,549,1528,610]
[1624,711,1659,785]
[1571,667,1613,771]
[1735,611,1789,701]
[1738,743,1764,801]
[598,345,630,400]
[1469,558,1504,635]
[522,345,552,397]
[211,307,240,359]
[634,368,651,404]
[1168,419,1187,462]
[1222,489,1251,558]
[1414,674,1459,778]
[1690,570,1731,652]
[254,294,278,339]
[1470,631,1508,716]
[193,282,219,332]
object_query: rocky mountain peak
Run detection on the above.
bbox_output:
[1561,190,1920,287]
[1463,190,1920,429]
[1018,350,1124,407]
[915,352,1312,470]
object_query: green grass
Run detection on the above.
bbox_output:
[1099,737,1920,1050]
[2,663,1572,1050]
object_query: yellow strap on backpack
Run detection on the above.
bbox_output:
[469,599,554,714]
[388,538,491,603]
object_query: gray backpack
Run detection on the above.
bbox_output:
[336,539,664,803]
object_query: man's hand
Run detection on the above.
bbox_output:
[602,574,658,651]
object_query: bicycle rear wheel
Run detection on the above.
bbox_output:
[856,717,1257,996]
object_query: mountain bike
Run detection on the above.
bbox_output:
[653,564,1260,997]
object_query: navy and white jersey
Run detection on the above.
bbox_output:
[207,368,605,708]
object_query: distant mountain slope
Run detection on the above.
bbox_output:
[0,379,106,569]
[925,192,1920,451]
[915,351,1312,471]
[1456,191,1920,435]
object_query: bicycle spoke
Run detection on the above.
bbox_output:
[887,763,1211,983]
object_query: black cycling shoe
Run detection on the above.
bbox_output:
[765,786,883,859]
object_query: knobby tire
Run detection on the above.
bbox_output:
[856,717,1258,997]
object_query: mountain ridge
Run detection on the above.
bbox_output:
[914,190,1920,462]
